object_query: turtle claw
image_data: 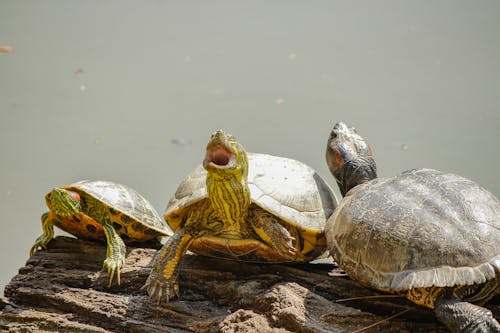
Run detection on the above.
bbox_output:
[103,255,125,287]
[29,235,52,256]
[29,244,42,256]
[276,234,298,258]
[30,213,54,257]
[143,276,180,305]
[107,268,120,287]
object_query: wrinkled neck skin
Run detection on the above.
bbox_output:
[337,156,377,197]
[205,161,251,238]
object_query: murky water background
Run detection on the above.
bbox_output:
[1,1,499,292]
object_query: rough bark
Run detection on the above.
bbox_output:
[1,236,498,332]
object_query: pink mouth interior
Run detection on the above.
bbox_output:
[206,146,232,166]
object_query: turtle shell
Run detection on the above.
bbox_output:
[326,168,500,293]
[165,153,337,249]
[57,180,171,242]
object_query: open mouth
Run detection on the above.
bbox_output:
[205,145,233,167]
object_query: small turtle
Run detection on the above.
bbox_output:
[30,180,171,286]
[325,122,500,333]
[144,130,337,303]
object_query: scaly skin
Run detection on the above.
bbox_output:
[143,229,193,304]
[30,212,54,255]
[435,295,500,333]
[102,220,126,287]
[250,209,297,258]
[145,130,298,304]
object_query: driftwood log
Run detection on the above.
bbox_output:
[1,236,498,332]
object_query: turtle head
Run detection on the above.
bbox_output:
[47,188,82,218]
[203,130,248,180]
[326,122,377,196]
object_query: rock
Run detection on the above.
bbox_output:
[1,236,498,332]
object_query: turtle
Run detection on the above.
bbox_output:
[324,121,500,333]
[143,130,337,303]
[30,180,171,286]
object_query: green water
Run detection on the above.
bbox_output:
[1,1,499,292]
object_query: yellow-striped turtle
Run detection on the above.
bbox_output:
[144,130,337,303]
[325,122,500,333]
[30,180,171,286]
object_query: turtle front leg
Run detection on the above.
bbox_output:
[250,209,297,259]
[434,295,500,333]
[143,229,193,304]
[101,220,126,287]
[30,212,54,256]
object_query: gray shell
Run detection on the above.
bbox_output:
[326,168,500,292]
[69,180,171,235]
[166,153,337,230]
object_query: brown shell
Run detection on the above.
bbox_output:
[326,168,500,292]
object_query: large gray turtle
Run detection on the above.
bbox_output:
[144,130,337,303]
[325,122,500,333]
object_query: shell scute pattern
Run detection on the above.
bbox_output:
[329,168,500,292]
[68,180,170,236]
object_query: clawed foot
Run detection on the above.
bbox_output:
[141,229,192,304]
[277,235,298,258]
[29,236,52,256]
[251,210,299,260]
[142,275,179,305]
[103,255,125,287]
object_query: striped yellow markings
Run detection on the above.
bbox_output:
[208,177,250,223]
[162,232,193,279]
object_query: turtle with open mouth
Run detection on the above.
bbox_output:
[144,130,337,303]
